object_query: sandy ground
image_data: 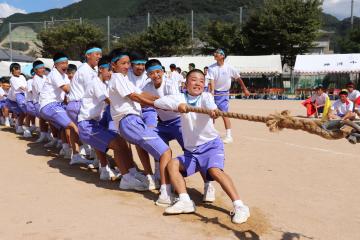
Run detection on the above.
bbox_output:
[0,100,359,240]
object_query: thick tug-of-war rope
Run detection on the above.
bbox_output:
[185,106,348,140]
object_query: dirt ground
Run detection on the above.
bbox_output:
[0,100,359,240]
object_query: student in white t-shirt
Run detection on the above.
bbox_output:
[203,66,211,92]
[169,64,185,91]
[0,80,10,126]
[310,85,329,116]
[329,90,355,120]
[346,82,360,109]
[22,70,36,138]
[154,69,250,224]
[208,49,250,144]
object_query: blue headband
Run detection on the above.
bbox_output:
[111,55,128,63]
[34,64,45,69]
[54,57,68,64]
[216,49,225,56]
[85,47,102,55]
[146,65,163,73]
[131,60,147,65]
[99,63,110,69]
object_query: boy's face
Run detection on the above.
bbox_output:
[186,72,205,96]
[35,66,46,77]
[55,61,69,74]
[132,63,145,76]
[148,69,163,87]
[12,67,21,77]
[2,83,10,91]
[66,70,76,80]
[214,52,224,61]
[340,94,347,103]
[99,67,112,81]
[112,56,130,75]
[316,89,323,96]
[204,68,208,75]
[87,51,102,68]
[347,86,354,93]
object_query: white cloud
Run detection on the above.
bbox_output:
[322,0,359,20]
[0,3,26,18]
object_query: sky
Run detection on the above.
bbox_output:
[0,0,358,20]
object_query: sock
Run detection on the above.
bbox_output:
[160,184,170,197]
[179,193,191,202]
[62,143,70,149]
[129,167,137,175]
[205,181,212,188]
[233,200,244,208]
[226,129,232,138]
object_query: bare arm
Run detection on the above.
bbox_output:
[236,77,250,97]
[128,92,159,107]
[60,84,71,94]
[209,79,215,95]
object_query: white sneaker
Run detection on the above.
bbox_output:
[146,174,159,190]
[79,145,87,156]
[165,199,196,214]
[231,205,250,224]
[59,147,66,156]
[16,125,24,134]
[87,157,99,169]
[100,165,121,181]
[119,174,148,191]
[36,133,47,143]
[64,148,72,159]
[203,182,216,202]
[222,136,233,144]
[23,129,32,138]
[44,138,57,148]
[156,194,174,207]
[70,154,94,165]
[4,118,10,127]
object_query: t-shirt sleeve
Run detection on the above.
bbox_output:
[114,75,136,97]
[154,94,183,111]
[230,66,240,79]
[207,67,215,80]
[347,101,354,112]
[201,92,217,110]
[93,80,108,101]
[53,74,68,88]
[27,80,32,92]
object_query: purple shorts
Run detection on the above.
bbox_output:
[78,119,118,153]
[177,137,224,181]
[0,100,6,110]
[6,99,21,114]
[66,100,81,123]
[154,117,184,149]
[40,102,72,129]
[119,114,169,161]
[26,101,36,117]
[214,90,229,112]
[16,93,27,114]
[141,107,158,127]
[204,86,209,92]
[34,102,41,118]
[99,105,116,132]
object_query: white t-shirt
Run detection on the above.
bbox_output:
[154,92,218,151]
[67,63,98,101]
[310,92,328,106]
[8,75,27,101]
[169,70,185,87]
[32,74,46,104]
[143,76,180,121]
[207,62,240,91]
[128,69,150,90]
[205,73,211,88]
[331,99,353,116]
[0,87,6,100]
[78,77,108,122]
[348,90,360,102]
[108,72,142,123]
[26,79,34,102]
[39,67,70,109]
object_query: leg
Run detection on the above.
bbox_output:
[135,145,153,175]
[167,158,187,194]
[208,168,239,201]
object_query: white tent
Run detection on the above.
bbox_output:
[154,55,283,76]
[37,58,82,69]
[294,54,360,75]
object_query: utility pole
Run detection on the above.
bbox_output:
[239,7,243,29]
[9,22,12,62]
[351,0,354,29]
[107,16,110,52]
[191,10,194,55]
[147,12,150,28]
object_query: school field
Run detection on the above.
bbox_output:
[0,100,359,240]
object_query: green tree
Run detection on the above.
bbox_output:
[199,20,245,55]
[337,29,360,53]
[243,0,322,67]
[37,22,104,60]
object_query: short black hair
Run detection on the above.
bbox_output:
[346,82,355,88]
[176,67,181,72]
[53,52,68,63]
[129,50,148,63]
[45,67,51,73]
[339,90,348,96]
[189,63,195,68]
[186,69,205,80]
[109,48,129,63]
[33,60,44,69]
[170,64,176,69]
[98,55,111,69]
[67,64,77,72]
[204,66,209,70]
[145,59,162,71]
[10,63,20,73]
[0,76,10,84]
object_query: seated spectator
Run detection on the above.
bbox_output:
[328,90,355,121]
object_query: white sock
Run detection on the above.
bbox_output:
[226,129,232,138]
[179,193,191,202]
[5,117,9,121]
[129,167,137,175]
[160,184,171,197]
[62,143,70,149]
[233,200,244,208]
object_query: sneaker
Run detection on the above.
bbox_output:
[203,182,216,202]
[119,174,148,191]
[164,199,196,214]
[36,133,48,143]
[44,138,57,148]
[155,194,173,207]
[9,118,15,127]
[222,136,233,144]
[100,165,121,181]
[79,145,87,156]
[231,205,250,224]
[56,140,62,149]
[69,154,94,165]
[87,157,99,169]
[133,171,148,183]
[59,147,66,156]
[64,148,72,159]
[23,129,32,138]
[4,118,10,127]
[89,148,96,159]
[16,125,24,134]
[146,174,159,190]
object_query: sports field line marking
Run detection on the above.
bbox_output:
[242,136,359,158]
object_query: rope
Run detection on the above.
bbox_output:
[185,106,348,140]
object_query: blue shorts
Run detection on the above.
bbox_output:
[26,101,36,117]
[141,107,158,127]
[66,100,81,123]
[34,102,41,118]
[6,99,21,114]
[16,93,27,114]
[40,102,72,129]
[99,105,117,132]
[0,99,6,110]
[119,114,169,161]
[214,90,229,112]
[154,117,184,149]
[78,119,118,153]
[177,137,224,181]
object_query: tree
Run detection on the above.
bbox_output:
[243,0,322,67]
[337,29,360,53]
[199,20,245,55]
[114,18,191,56]
[37,22,104,60]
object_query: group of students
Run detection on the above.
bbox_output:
[0,47,251,224]
[303,83,360,121]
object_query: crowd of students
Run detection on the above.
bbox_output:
[0,47,251,224]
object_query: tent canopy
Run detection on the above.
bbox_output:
[36,58,82,69]
[294,54,360,75]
